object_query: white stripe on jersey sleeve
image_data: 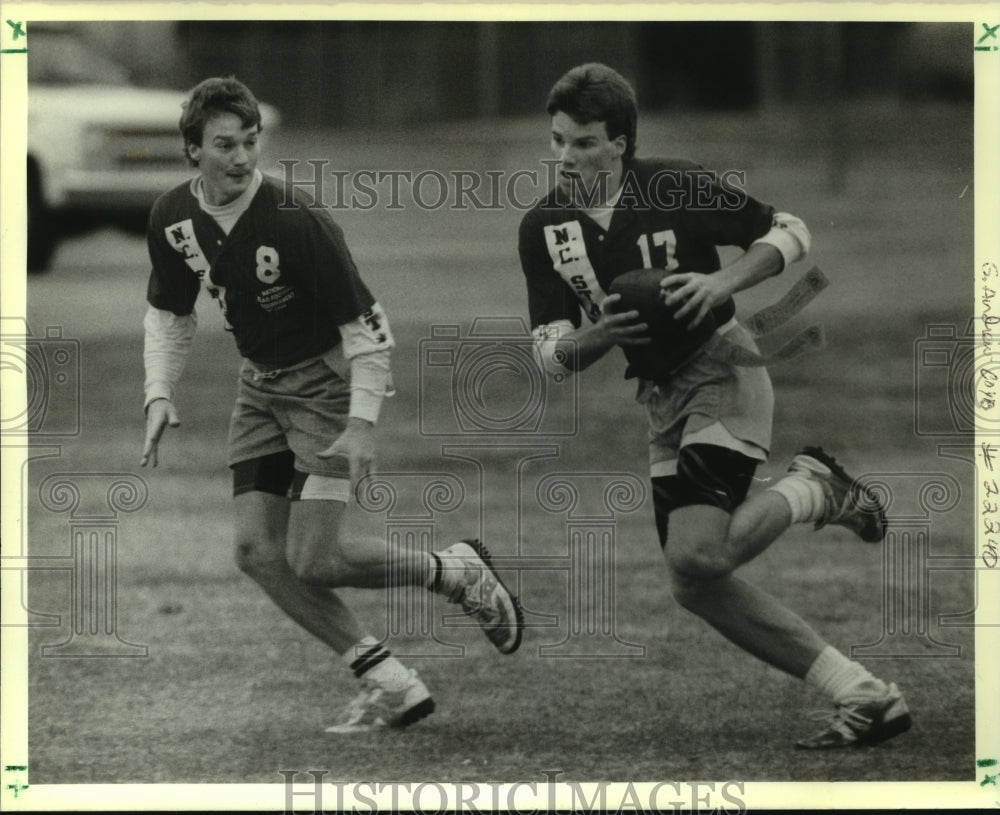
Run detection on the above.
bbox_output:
[532,319,576,377]
[751,212,812,269]
[143,305,196,409]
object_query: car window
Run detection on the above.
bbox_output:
[28,31,131,85]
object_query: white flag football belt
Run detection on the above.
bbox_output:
[703,265,830,368]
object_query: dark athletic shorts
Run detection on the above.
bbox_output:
[651,443,760,546]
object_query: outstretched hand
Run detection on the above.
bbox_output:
[317,417,375,490]
[141,398,181,467]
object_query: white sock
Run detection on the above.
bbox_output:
[429,545,467,601]
[426,552,444,591]
[804,646,887,704]
[768,474,826,525]
[343,636,411,690]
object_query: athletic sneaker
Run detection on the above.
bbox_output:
[795,682,912,749]
[436,539,524,655]
[324,669,434,733]
[788,446,887,542]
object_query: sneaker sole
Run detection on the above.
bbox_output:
[860,710,912,746]
[390,696,436,729]
[461,538,525,655]
[794,693,912,749]
[860,695,912,746]
[325,697,436,734]
[794,711,912,750]
[801,446,886,543]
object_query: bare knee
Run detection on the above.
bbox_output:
[233,491,292,581]
[661,503,739,604]
[287,528,355,587]
[235,532,286,579]
[666,545,734,609]
[667,541,736,582]
[282,498,359,586]
[288,550,345,587]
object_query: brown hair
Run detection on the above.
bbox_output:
[179,76,262,166]
[546,63,638,160]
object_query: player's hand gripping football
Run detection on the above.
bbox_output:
[661,272,736,329]
[318,417,376,490]
[141,397,181,467]
[598,293,652,347]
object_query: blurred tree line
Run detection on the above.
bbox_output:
[81,21,972,128]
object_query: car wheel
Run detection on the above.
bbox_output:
[27,159,59,273]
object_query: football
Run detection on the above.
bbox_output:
[610,269,682,337]
[607,268,718,380]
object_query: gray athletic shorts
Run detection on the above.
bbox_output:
[227,355,350,481]
[645,319,774,477]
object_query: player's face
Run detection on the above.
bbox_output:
[550,111,626,206]
[189,112,260,206]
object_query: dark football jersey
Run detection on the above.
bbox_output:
[147,175,375,368]
[518,157,778,374]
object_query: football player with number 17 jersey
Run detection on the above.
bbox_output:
[518,63,909,749]
[141,77,523,734]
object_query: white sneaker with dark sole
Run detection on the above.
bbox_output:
[437,538,524,654]
[788,446,887,542]
[324,669,434,733]
[795,682,912,749]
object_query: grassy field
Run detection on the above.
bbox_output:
[20,103,980,793]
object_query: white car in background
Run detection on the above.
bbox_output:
[27,26,279,271]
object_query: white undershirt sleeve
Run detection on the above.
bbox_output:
[532,319,576,376]
[751,212,812,270]
[337,302,396,424]
[143,305,196,410]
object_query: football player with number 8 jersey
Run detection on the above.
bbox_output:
[518,63,909,749]
[141,77,523,734]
